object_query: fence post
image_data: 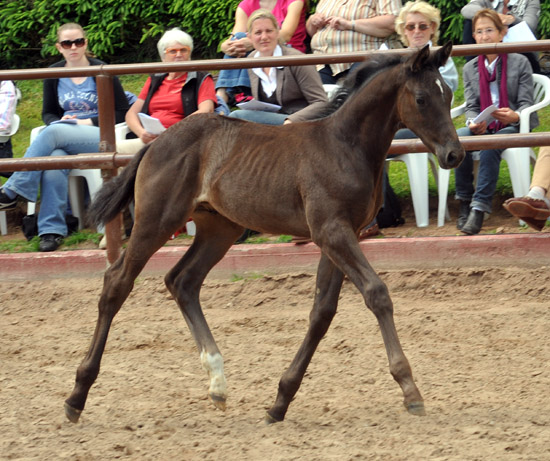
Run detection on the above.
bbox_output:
[96,74,121,264]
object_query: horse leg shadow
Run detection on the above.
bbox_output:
[164,210,244,411]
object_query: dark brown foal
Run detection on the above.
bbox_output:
[64,43,464,424]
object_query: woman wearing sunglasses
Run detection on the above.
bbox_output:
[117,28,217,154]
[0,23,129,252]
[392,1,458,95]
[374,1,458,236]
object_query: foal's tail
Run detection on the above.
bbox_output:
[88,145,150,227]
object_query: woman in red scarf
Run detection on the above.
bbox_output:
[455,8,538,235]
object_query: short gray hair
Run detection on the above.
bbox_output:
[157,28,194,58]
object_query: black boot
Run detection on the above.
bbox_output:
[461,209,484,235]
[456,200,471,230]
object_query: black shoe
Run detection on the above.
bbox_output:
[0,187,17,210]
[39,234,64,252]
[461,209,484,235]
[456,200,471,230]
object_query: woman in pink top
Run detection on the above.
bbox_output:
[216,0,307,105]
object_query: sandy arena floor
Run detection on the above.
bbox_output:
[1,265,549,460]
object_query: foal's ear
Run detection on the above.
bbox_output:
[408,44,431,73]
[433,41,453,68]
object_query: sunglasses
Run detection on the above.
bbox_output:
[404,23,430,31]
[165,46,191,56]
[58,38,86,49]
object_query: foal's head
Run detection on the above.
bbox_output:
[397,42,464,169]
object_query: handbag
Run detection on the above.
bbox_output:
[21,213,79,241]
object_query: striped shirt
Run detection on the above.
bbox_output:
[311,0,402,76]
[0,80,17,135]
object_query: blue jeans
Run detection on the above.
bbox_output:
[4,123,100,236]
[454,125,519,213]
[229,110,288,125]
[215,32,251,94]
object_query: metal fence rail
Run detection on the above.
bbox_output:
[1,41,549,261]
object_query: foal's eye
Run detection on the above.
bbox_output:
[416,97,426,106]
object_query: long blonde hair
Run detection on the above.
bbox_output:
[57,23,86,41]
[395,1,441,45]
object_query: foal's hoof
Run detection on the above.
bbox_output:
[406,401,426,416]
[264,411,283,425]
[209,393,227,411]
[64,402,82,423]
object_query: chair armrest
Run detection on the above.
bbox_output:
[450,102,466,119]
[115,122,131,142]
[29,125,46,144]
[518,99,550,133]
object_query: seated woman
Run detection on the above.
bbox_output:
[461,0,541,72]
[503,145,550,230]
[117,28,217,154]
[0,23,129,252]
[216,0,307,106]
[229,9,327,125]
[390,0,459,140]
[455,8,538,235]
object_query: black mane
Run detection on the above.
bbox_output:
[317,52,404,118]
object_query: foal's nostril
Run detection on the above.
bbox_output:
[446,150,460,167]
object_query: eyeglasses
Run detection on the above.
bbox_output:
[165,46,191,56]
[58,38,86,49]
[404,23,430,31]
[474,28,496,36]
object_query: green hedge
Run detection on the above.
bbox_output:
[0,0,548,69]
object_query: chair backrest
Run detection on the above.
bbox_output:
[0,113,20,143]
[518,73,550,133]
[532,73,550,105]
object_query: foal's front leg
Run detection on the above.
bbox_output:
[266,253,345,423]
[320,229,425,416]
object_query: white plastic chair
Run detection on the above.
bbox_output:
[0,114,21,235]
[436,73,550,226]
[386,151,430,227]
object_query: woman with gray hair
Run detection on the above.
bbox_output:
[118,28,217,154]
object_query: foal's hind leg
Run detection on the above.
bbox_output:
[319,229,425,416]
[64,214,186,422]
[164,211,243,411]
[266,254,345,423]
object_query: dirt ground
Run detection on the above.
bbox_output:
[1,198,550,460]
[2,260,550,459]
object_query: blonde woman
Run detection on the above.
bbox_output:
[394,0,458,92]
[229,9,326,125]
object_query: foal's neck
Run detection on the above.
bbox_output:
[343,68,402,154]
